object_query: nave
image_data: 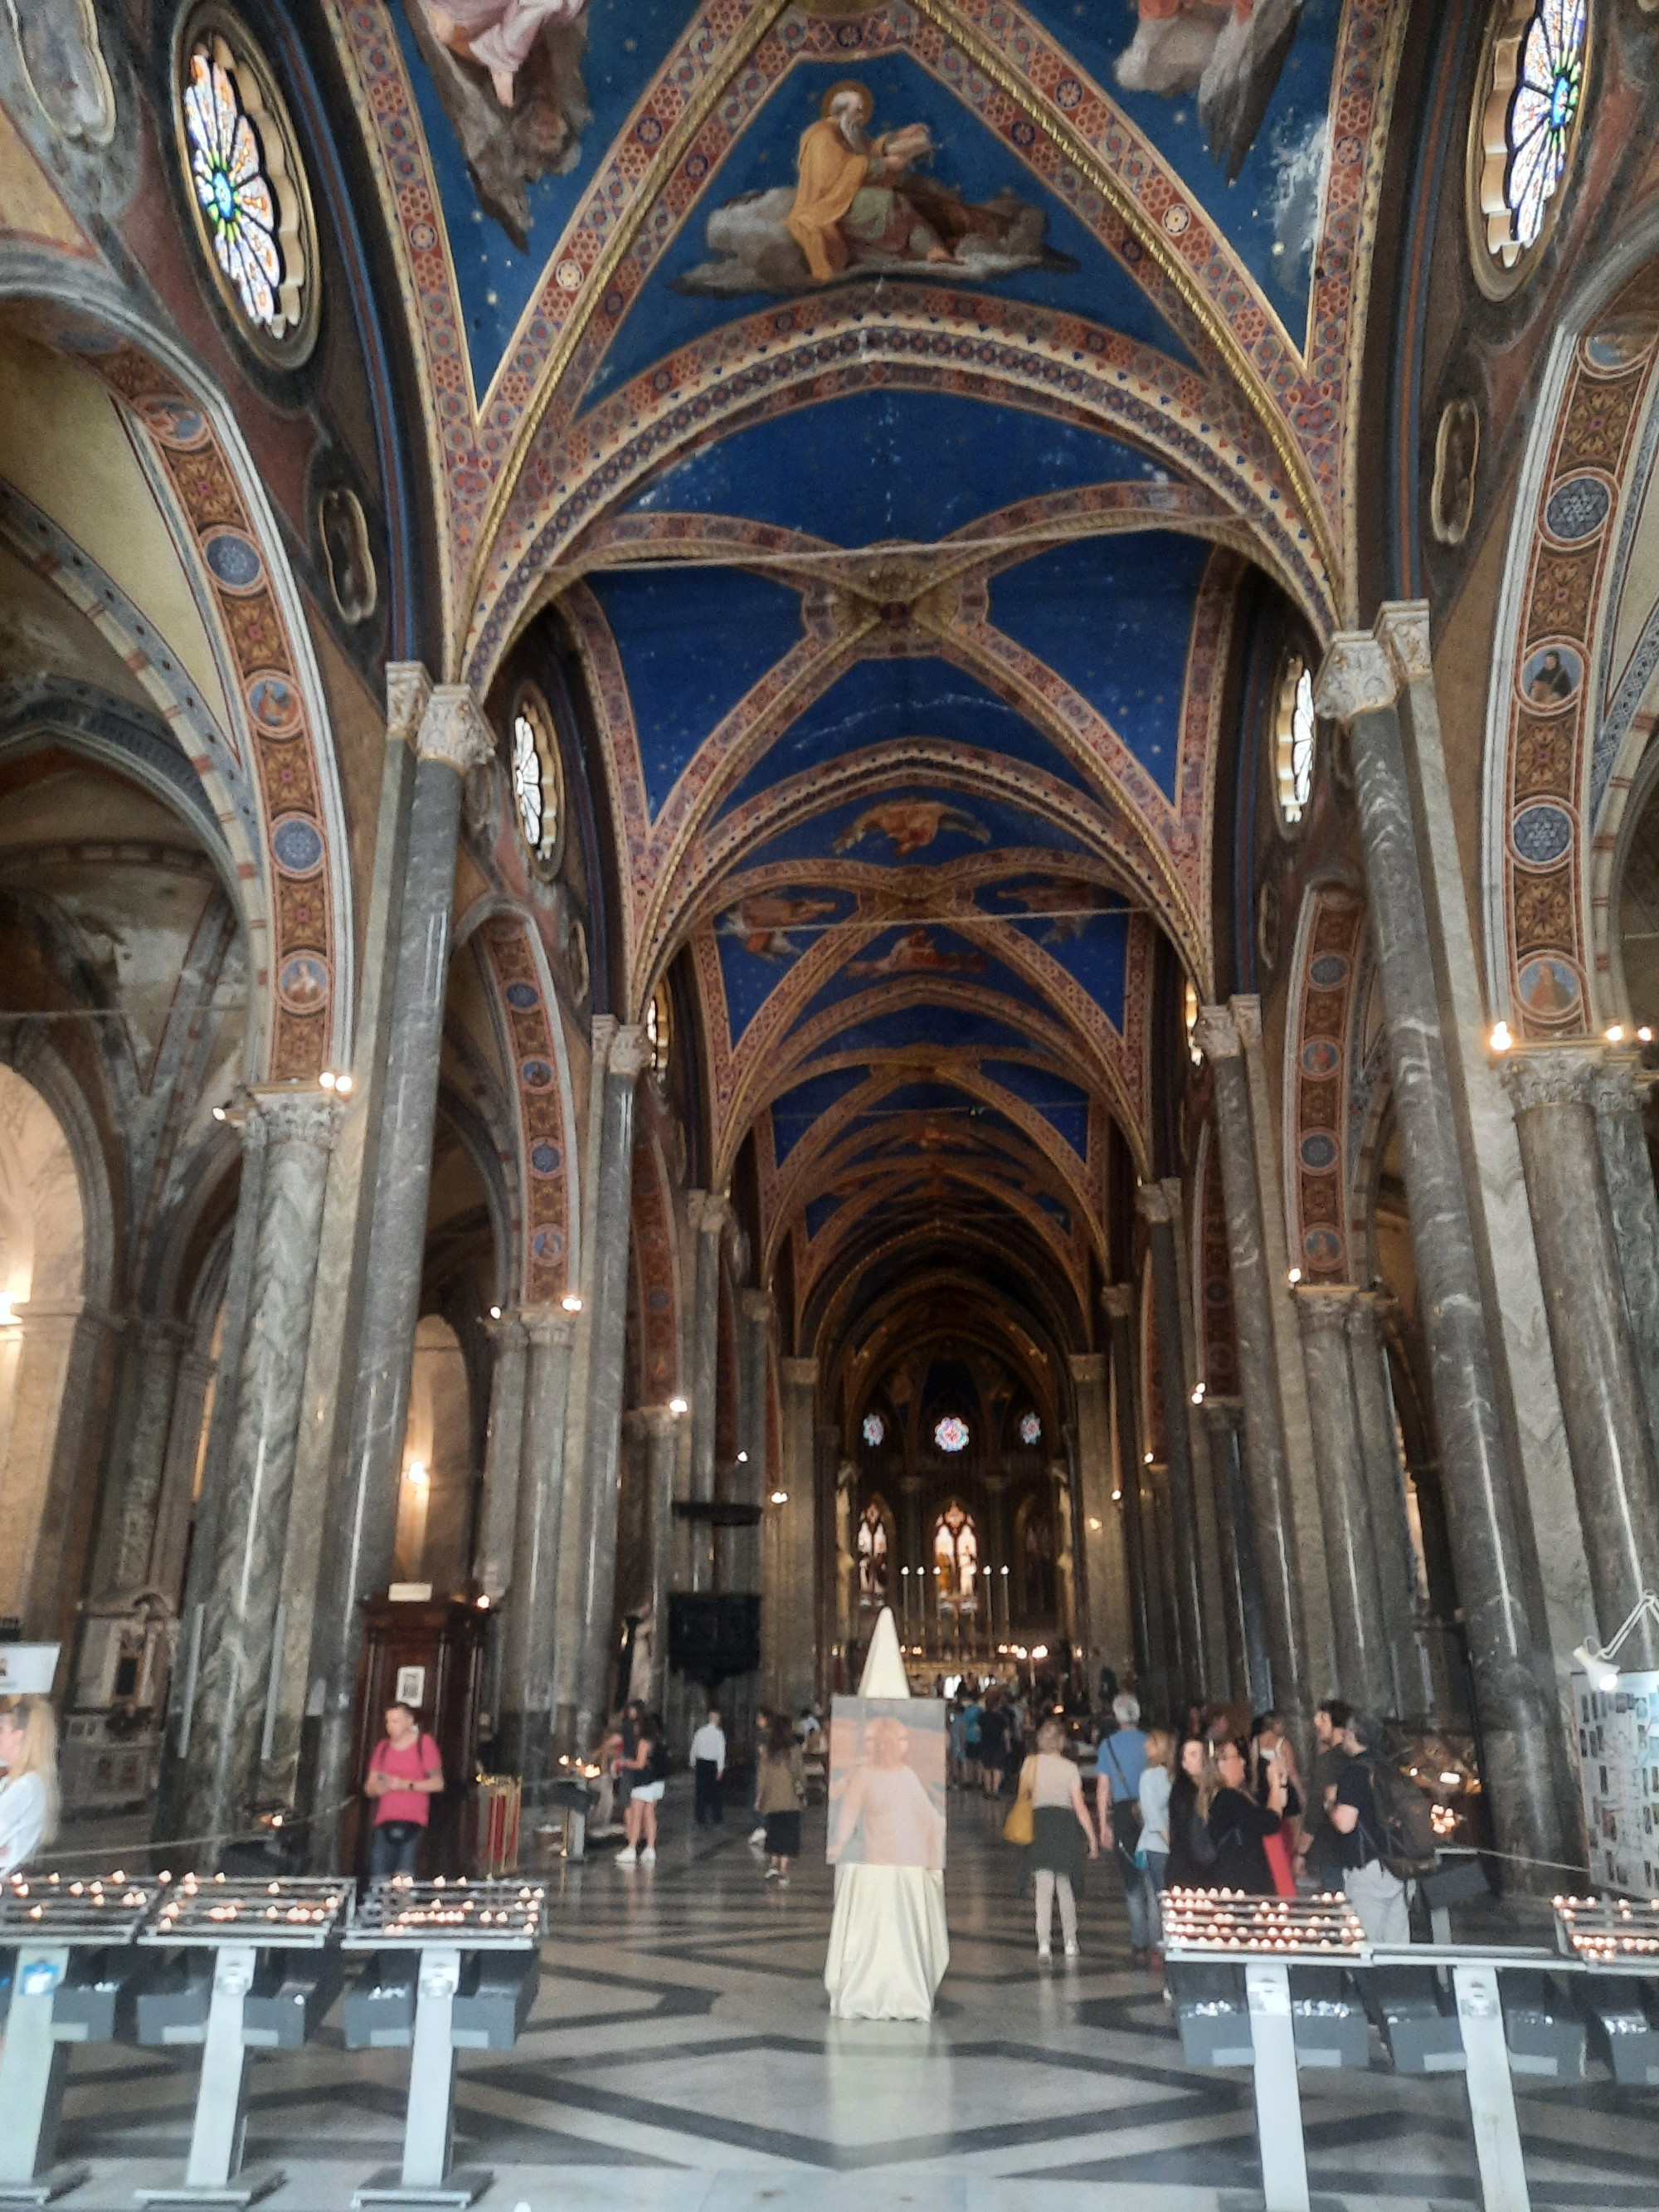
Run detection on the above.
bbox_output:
[40,1790,1651,2212]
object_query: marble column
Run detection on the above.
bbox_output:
[1138,1185,1208,1702]
[1347,1292,1422,1713]
[1203,1398,1272,1708]
[640,1406,678,1710]
[308,685,494,1862]
[738,1290,771,1596]
[770,1358,818,1712]
[499,1307,576,1791]
[1195,1006,1311,1740]
[1317,621,1561,1868]
[1589,1055,1659,1474]
[474,1313,528,1603]
[100,1319,192,1596]
[1504,1049,1659,1669]
[2,1302,119,1648]
[1145,1461,1180,1708]
[148,1346,215,1610]
[685,1193,726,1591]
[1068,1349,1129,1684]
[181,1088,339,1859]
[571,1026,647,1749]
[1102,1288,1158,1708]
[1297,1288,1394,1712]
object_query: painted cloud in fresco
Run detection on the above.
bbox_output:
[402,0,591,250]
[832,801,990,858]
[991,876,1112,945]
[718,892,840,962]
[1115,0,1305,182]
[677,80,1073,299]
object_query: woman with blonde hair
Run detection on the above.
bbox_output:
[0,1696,61,1876]
[1014,1715,1097,1961]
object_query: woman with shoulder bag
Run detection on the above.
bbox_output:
[1164,1733,1219,1891]
[1014,1718,1097,1961]
[757,1709,806,1884]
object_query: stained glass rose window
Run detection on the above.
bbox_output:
[177,16,316,363]
[934,1415,969,1454]
[1471,0,1589,293]
[513,713,543,851]
[509,688,562,865]
[862,1411,885,1447]
[1019,1411,1042,1446]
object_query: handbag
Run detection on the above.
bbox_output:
[1104,1737,1143,1876]
[1262,1826,1297,1898]
[1003,1758,1035,1845]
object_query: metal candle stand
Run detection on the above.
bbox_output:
[131,1874,352,2210]
[0,1873,160,2205]
[342,1879,545,2210]
[1165,1890,1659,2212]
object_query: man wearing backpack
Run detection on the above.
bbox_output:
[1329,1709,1411,1942]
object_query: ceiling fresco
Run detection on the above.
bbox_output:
[331,0,1401,1356]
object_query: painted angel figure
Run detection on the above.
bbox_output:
[421,0,586,107]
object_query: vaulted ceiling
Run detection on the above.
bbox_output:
[343,0,1394,1367]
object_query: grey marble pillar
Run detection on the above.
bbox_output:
[499,1307,575,1791]
[102,1318,191,1596]
[1589,1055,1659,1474]
[181,1088,338,1858]
[1347,1292,1421,1713]
[571,1026,647,1748]
[1102,1289,1158,1708]
[771,1359,818,1712]
[738,1289,771,1596]
[1145,1461,1180,1713]
[1203,1398,1272,1708]
[641,1406,678,1710]
[1297,1288,1394,1712]
[1318,622,1562,1868]
[1194,1007,1311,1740]
[1138,1186,1208,1702]
[148,1346,215,1610]
[1504,1049,1659,1669]
[474,1313,528,1603]
[1068,1348,1128,1684]
[306,686,493,1863]
[686,1193,726,1592]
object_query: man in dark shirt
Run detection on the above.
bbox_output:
[1295,1698,1350,1888]
[1331,1709,1409,1942]
[976,1690,1010,1795]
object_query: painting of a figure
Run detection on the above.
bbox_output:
[718,891,839,961]
[846,929,985,981]
[678,81,1074,299]
[933,1502,978,1603]
[827,1700,947,1869]
[401,0,591,250]
[834,799,990,858]
[1116,0,1306,180]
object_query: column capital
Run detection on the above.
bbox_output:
[1500,1045,1598,1114]
[607,1023,649,1080]
[1068,1352,1108,1385]
[1193,1004,1240,1060]
[519,1303,577,1347]
[1294,1283,1357,1336]
[740,1288,773,1326]
[781,1356,818,1389]
[1588,1049,1655,1122]
[626,1404,677,1439]
[386,661,432,749]
[1229,994,1263,1048]
[1314,631,1398,724]
[134,1314,194,1353]
[1376,601,1433,688]
[484,1306,526,1346]
[693,1191,733,1240]
[418,685,494,775]
[1200,1395,1244,1433]
[246,1084,343,1150]
[1100,1283,1135,1322]
[1136,1182,1175,1226]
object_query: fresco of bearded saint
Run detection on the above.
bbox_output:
[421,0,586,107]
[787,83,951,284]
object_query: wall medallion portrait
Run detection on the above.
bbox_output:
[1430,397,1481,548]
[677,80,1073,299]
[7,0,115,145]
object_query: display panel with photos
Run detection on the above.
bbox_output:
[1574,1669,1659,1898]
[827,1697,947,1870]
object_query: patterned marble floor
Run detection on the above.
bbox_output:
[33,1786,1659,2210]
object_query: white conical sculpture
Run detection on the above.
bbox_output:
[822,1605,950,2020]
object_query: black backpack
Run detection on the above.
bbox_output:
[1360,1755,1438,1879]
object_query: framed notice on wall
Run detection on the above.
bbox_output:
[1573,1670,1659,1897]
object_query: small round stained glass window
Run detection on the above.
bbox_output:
[1470,0,1589,295]
[176,11,317,366]
[934,1415,970,1454]
[509,687,562,866]
[646,982,673,1079]
[1019,1411,1042,1447]
[862,1411,885,1448]
[1274,656,1316,827]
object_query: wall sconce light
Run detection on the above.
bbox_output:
[669,1396,688,1415]
[1606,1024,1626,1045]
[405,1461,428,1489]
[1287,1266,1302,1285]
[562,1293,583,1313]
[770,1488,789,1505]
[1489,1021,1513,1053]
[489,1306,502,1320]
[736,1449,748,1463]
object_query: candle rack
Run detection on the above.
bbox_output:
[1553,1892,1659,1966]
[0,1869,158,1943]
[1160,1888,1367,1957]
[139,1873,350,1947]
[343,1878,545,1951]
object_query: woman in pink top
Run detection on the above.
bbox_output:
[364,1702,445,1878]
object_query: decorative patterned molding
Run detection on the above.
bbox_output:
[479,914,573,1305]
[1284,884,1365,1284]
